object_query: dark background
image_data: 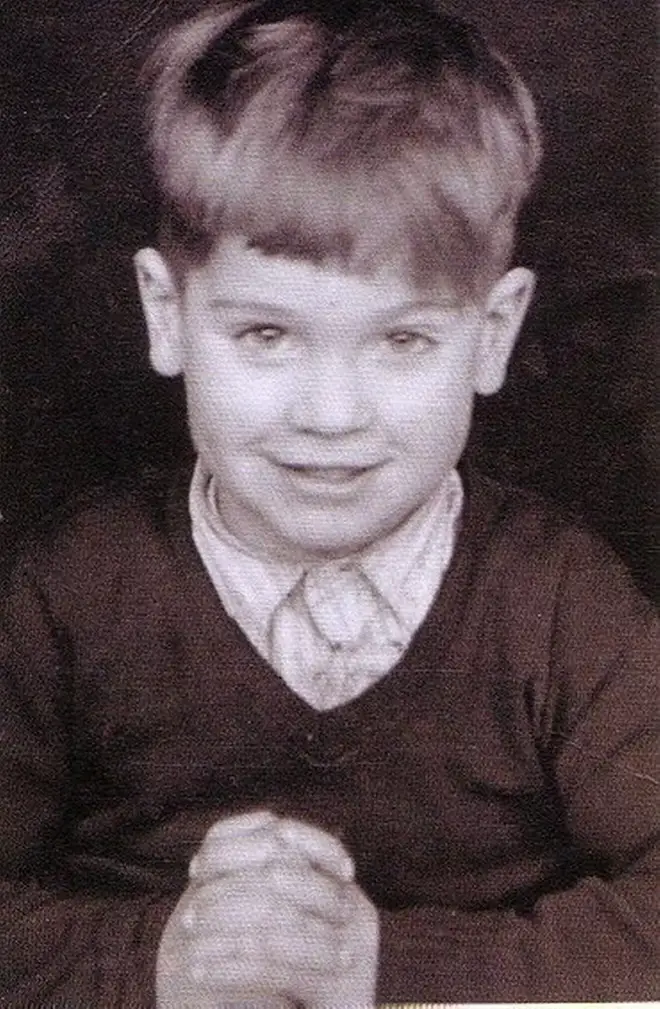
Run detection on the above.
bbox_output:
[0,0,657,598]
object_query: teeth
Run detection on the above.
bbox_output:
[291,466,365,483]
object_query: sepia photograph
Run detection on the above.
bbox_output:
[0,1,657,1006]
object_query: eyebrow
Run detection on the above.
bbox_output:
[208,298,293,316]
[391,298,462,315]
[207,297,461,318]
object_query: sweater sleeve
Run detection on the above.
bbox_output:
[0,558,177,1009]
[377,532,659,1003]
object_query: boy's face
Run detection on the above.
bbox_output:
[136,235,533,561]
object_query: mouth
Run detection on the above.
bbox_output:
[275,461,382,488]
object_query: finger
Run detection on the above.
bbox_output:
[191,815,281,879]
[202,809,278,842]
[185,906,341,982]
[266,861,350,922]
[187,864,349,933]
[191,832,286,880]
[275,819,355,882]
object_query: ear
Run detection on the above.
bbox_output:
[475,267,536,396]
[133,247,184,376]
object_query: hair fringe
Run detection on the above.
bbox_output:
[144,0,542,294]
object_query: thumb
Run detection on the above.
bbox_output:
[275,818,355,882]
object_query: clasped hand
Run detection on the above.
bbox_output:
[157,810,378,1008]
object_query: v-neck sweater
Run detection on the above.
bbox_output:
[189,460,463,710]
[0,465,657,1006]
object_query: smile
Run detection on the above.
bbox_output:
[275,461,383,491]
[290,465,368,481]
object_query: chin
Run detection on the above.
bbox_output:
[281,524,389,561]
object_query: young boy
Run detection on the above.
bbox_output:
[0,1,657,1006]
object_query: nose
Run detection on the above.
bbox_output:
[289,351,372,435]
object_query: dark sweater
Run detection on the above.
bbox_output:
[0,467,657,1006]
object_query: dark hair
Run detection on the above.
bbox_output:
[144,0,541,297]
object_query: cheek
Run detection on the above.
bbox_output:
[185,366,286,448]
[386,376,475,459]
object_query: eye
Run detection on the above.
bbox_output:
[237,324,287,347]
[385,330,434,353]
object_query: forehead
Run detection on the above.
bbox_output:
[182,233,465,316]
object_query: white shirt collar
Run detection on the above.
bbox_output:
[189,459,463,653]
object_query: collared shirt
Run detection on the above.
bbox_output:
[189,460,463,708]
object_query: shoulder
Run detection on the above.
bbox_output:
[458,465,657,662]
[5,468,194,620]
[461,466,650,602]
